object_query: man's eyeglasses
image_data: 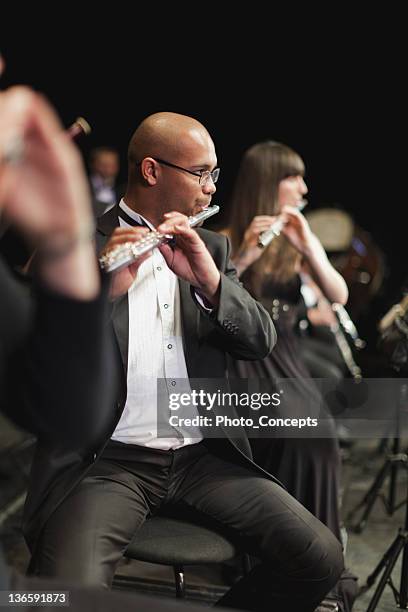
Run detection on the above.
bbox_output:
[149,158,220,186]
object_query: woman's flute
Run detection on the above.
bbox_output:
[258,199,308,248]
[99,204,220,273]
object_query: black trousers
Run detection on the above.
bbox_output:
[35,441,343,612]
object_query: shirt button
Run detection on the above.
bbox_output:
[164,304,169,309]
[167,344,173,349]
[171,381,176,386]
[157,266,162,271]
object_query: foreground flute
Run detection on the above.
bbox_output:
[258,199,308,248]
[67,116,92,141]
[1,116,91,165]
[99,204,220,273]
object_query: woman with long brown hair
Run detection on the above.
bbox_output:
[225,139,348,532]
[224,141,357,611]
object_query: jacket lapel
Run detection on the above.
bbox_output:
[111,295,129,376]
[178,279,199,377]
[97,205,129,375]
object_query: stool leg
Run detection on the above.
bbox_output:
[242,553,253,575]
[173,565,185,598]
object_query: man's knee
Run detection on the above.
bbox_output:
[306,528,344,591]
[262,511,344,587]
[323,532,344,579]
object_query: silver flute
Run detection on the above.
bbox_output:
[332,303,366,350]
[258,199,308,248]
[99,205,220,273]
[1,117,91,166]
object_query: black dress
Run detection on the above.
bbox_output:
[229,274,342,542]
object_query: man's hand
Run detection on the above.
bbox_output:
[0,87,92,245]
[100,227,152,299]
[0,86,99,300]
[157,212,221,306]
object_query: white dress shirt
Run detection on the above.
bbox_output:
[111,199,203,449]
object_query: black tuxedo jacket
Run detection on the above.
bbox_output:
[23,205,279,557]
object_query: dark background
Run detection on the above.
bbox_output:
[0,21,404,341]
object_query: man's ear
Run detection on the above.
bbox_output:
[140,157,158,185]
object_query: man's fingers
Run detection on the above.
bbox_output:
[0,88,64,167]
[158,220,190,235]
[163,211,183,218]
[111,227,149,240]
[158,212,190,234]
[128,250,151,273]
[102,227,150,253]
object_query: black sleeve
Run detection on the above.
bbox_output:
[192,232,277,360]
[2,260,118,450]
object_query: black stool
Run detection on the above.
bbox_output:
[117,516,247,598]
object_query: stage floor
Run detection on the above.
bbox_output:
[1,433,405,612]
